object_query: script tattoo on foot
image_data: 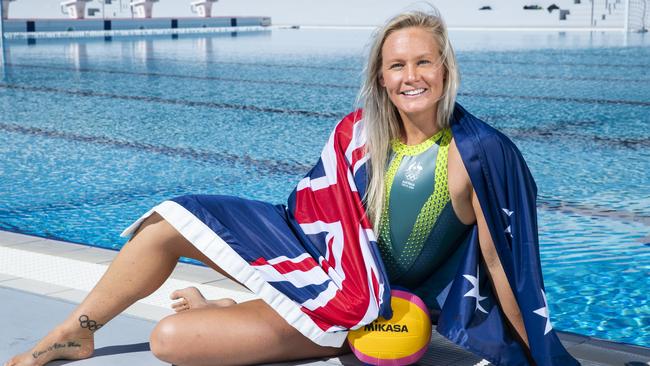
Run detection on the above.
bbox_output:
[32,341,81,359]
[79,315,103,331]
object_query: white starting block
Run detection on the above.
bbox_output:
[60,0,92,19]
[2,0,16,19]
[190,0,218,18]
[130,0,159,19]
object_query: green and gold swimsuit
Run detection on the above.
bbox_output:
[378,128,472,312]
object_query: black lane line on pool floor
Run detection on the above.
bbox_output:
[464,72,650,84]
[0,83,341,119]
[1,82,649,111]
[0,122,313,176]
[456,91,650,107]
[499,127,650,149]
[4,63,359,90]
[7,62,650,86]
[0,183,201,216]
[537,197,650,227]
[458,58,650,69]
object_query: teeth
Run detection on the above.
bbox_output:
[402,88,425,96]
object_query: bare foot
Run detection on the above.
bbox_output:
[170,286,236,313]
[4,322,94,366]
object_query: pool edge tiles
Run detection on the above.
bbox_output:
[0,230,257,322]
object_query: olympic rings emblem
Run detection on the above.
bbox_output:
[79,315,103,331]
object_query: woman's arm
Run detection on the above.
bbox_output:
[449,139,530,349]
[472,191,530,349]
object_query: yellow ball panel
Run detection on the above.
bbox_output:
[348,296,432,360]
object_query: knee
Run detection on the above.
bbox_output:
[150,317,182,363]
[131,213,182,250]
[136,212,164,234]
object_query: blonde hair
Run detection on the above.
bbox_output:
[359,9,459,229]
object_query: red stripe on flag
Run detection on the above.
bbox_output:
[251,256,319,275]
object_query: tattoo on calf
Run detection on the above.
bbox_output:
[32,342,81,359]
[79,315,103,331]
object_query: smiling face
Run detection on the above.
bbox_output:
[379,27,445,127]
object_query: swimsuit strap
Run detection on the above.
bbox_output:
[378,128,452,277]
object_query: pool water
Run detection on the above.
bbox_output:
[0,29,648,347]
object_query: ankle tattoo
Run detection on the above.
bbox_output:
[32,342,81,359]
[79,315,103,331]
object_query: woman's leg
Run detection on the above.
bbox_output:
[5,213,233,366]
[150,299,348,366]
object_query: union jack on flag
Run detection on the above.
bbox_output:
[284,110,392,333]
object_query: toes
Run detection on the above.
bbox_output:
[171,304,188,313]
[169,286,200,300]
[170,300,188,312]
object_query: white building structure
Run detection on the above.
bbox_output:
[60,0,92,19]
[129,0,158,18]
[190,0,218,18]
[4,0,650,31]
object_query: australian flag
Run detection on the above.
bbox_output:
[123,105,578,365]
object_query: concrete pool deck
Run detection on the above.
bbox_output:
[1,230,649,366]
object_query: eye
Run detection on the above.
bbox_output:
[388,63,403,70]
[417,59,432,66]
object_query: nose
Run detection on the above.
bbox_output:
[405,64,419,82]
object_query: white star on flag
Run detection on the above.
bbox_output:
[463,266,488,314]
[533,289,553,335]
[502,208,514,238]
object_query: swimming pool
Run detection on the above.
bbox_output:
[0,28,648,347]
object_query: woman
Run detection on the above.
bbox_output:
[6,10,577,366]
